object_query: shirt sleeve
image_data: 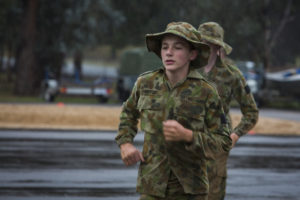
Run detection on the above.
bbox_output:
[232,70,259,137]
[115,78,141,146]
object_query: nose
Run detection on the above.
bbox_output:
[166,47,173,56]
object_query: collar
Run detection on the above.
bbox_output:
[187,67,206,80]
[160,67,205,80]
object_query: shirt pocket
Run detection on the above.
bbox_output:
[137,92,165,164]
[137,91,164,134]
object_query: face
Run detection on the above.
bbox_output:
[219,48,226,59]
[202,40,220,55]
[161,34,197,73]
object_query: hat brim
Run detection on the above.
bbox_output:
[201,35,232,55]
[145,30,209,68]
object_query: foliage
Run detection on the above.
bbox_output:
[0,0,299,96]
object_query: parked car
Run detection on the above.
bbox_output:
[266,67,300,99]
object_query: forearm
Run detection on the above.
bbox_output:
[115,84,140,146]
[233,109,259,136]
[185,128,232,160]
[234,74,259,136]
[115,106,139,146]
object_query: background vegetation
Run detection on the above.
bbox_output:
[0,0,299,107]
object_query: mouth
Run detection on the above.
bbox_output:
[165,60,175,65]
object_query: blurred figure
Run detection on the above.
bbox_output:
[198,22,259,200]
[116,77,130,102]
[73,50,82,82]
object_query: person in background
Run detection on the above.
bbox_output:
[115,21,232,200]
[197,22,259,200]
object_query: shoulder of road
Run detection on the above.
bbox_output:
[0,103,299,136]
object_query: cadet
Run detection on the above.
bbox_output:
[115,22,232,200]
[197,22,259,200]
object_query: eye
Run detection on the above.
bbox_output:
[161,45,168,50]
[175,45,183,49]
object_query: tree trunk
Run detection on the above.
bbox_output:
[14,0,39,95]
[262,0,294,70]
[6,43,14,82]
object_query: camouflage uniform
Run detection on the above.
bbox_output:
[198,59,259,136]
[116,67,232,199]
[115,22,232,199]
[198,22,259,200]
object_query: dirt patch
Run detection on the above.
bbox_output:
[0,104,299,135]
[0,104,121,130]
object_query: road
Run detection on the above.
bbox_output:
[0,130,300,200]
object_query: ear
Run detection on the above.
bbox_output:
[190,49,198,61]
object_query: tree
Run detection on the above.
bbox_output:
[1,0,298,97]
[0,0,22,82]
[14,0,39,95]
[260,0,294,69]
[12,0,123,95]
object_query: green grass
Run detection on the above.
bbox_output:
[0,94,44,103]
[264,98,300,110]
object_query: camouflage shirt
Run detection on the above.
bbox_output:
[198,58,259,136]
[115,67,232,197]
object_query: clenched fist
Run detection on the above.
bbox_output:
[163,120,193,142]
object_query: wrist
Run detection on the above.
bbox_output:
[184,129,194,143]
[120,142,132,149]
[231,132,239,138]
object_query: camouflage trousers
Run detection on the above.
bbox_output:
[207,175,226,200]
[139,170,208,200]
[207,152,229,200]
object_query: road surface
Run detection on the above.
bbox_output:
[0,130,300,200]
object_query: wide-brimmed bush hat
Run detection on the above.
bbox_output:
[145,22,209,68]
[198,22,232,55]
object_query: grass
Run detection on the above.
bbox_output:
[264,98,300,110]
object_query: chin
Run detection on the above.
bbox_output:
[164,65,177,71]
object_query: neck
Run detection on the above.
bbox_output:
[204,51,218,73]
[165,67,189,87]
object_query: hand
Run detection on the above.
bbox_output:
[163,120,193,142]
[120,143,144,166]
[230,133,240,148]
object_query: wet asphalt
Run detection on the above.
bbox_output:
[0,130,300,200]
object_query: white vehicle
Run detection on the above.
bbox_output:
[41,60,116,103]
[41,77,113,103]
[266,68,300,99]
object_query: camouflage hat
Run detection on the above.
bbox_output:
[145,22,209,68]
[198,22,232,55]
